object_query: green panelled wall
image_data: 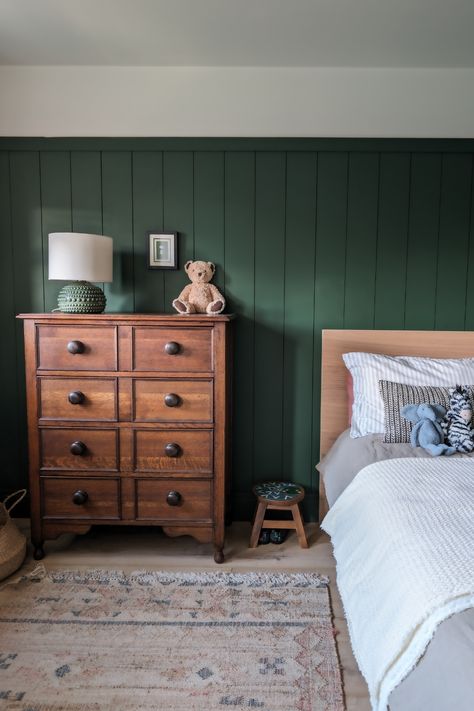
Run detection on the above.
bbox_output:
[1,138,474,520]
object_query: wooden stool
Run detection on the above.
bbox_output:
[249,481,309,549]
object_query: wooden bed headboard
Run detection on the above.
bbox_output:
[319,329,474,519]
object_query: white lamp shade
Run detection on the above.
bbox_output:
[49,233,113,283]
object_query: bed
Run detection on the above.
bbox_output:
[317,330,474,711]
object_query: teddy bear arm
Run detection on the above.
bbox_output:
[177,284,192,302]
[433,420,445,440]
[208,284,224,300]
[410,420,422,446]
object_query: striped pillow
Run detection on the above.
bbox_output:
[342,351,474,438]
[379,380,474,443]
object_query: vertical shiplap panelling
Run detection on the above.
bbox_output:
[313,153,348,329]
[71,151,105,313]
[40,152,72,312]
[132,152,164,312]
[344,153,379,328]
[282,152,317,508]
[312,152,348,477]
[404,153,442,329]
[71,152,103,234]
[0,153,20,492]
[163,152,194,312]
[10,152,44,314]
[194,152,225,296]
[4,139,474,516]
[9,150,43,481]
[464,156,474,329]
[374,153,411,328]
[224,152,256,517]
[253,152,286,481]
[102,152,134,312]
[435,154,473,329]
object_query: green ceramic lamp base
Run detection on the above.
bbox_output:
[57,281,107,314]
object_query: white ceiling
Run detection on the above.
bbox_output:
[1,0,474,68]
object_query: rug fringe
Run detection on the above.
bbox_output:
[44,569,329,588]
[0,561,47,589]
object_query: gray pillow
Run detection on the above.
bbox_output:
[378,380,474,444]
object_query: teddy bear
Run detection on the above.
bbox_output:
[172,260,226,315]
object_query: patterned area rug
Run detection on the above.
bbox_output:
[0,568,344,711]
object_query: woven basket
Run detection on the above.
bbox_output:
[0,489,27,582]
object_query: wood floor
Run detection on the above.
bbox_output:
[16,520,370,711]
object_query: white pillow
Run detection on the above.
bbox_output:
[343,351,474,438]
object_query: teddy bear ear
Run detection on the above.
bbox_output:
[207,262,215,273]
[184,260,193,273]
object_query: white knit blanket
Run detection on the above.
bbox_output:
[321,457,474,711]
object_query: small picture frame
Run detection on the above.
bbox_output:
[147,231,178,270]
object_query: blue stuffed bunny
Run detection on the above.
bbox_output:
[400,403,456,456]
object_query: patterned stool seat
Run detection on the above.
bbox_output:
[250,481,308,549]
[253,481,304,502]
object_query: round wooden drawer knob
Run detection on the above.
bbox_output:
[72,490,88,506]
[70,440,87,456]
[166,490,182,506]
[164,393,181,408]
[164,341,180,355]
[68,390,85,405]
[165,442,181,457]
[67,340,85,355]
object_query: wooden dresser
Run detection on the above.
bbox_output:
[18,313,232,563]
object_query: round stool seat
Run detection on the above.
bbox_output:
[253,481,304,504]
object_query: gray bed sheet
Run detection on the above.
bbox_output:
[317,431,474,711]
[316,428,474,507]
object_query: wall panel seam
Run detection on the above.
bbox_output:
[222,151,226,295]
[310,152,319,496]
[372,153,382,328]
[433,153,444,329]
[38,151,46,312]
[280,151,288,475]
[403,153,413,327]
[463,154,474,329]
[251,151,257,487]
[131,152,136,312]
[342,152,350,326]
[192,152,196,261]
[6,150,21,480]
[100,151,104,235]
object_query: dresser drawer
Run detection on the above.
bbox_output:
[37,325,117,371]
[38,378,117,421]
[135,479,212,521]
[133,327,212,372]
[134,429,213,474]
[42,477,120,519]
[133,379,213,422]
[40,428,118,471]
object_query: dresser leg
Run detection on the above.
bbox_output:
[214,547,225,564]
[33,543,45,560]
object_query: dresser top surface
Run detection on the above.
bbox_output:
[17,313,234,323]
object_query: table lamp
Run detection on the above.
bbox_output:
[48,232,113,313]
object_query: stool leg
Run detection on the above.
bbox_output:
[249,502,267,548]
[291,504,309,549]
